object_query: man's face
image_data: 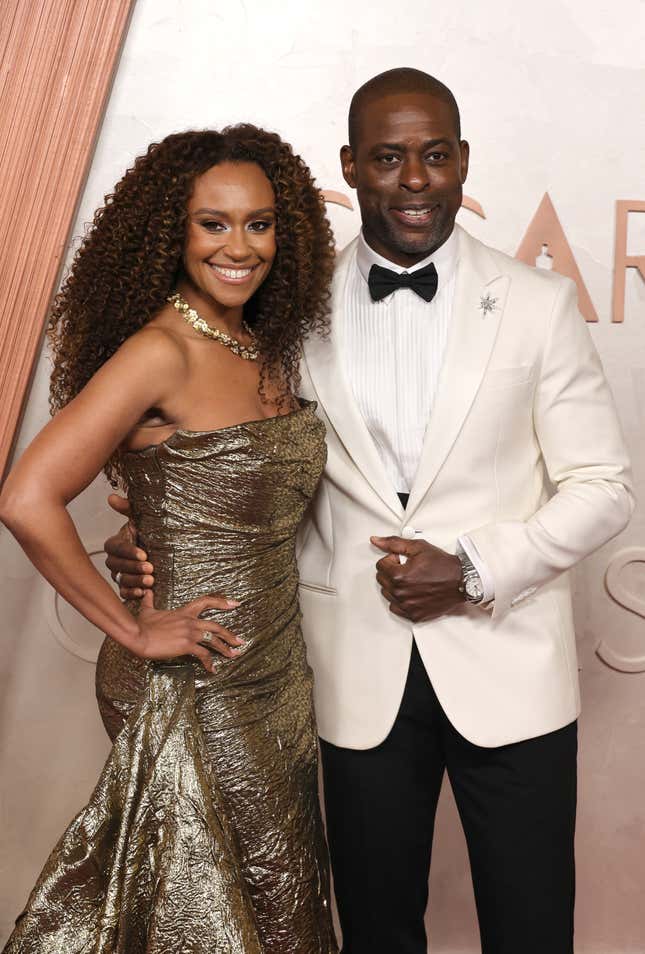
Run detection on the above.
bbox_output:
[341,91,469,267]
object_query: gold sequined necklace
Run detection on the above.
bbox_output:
[167,292,259,361]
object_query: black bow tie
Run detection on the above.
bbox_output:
[368,261,439,303]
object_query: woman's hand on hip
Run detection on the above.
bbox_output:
[135,592,244,671]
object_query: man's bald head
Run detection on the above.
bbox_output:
[348,68,461,150]
[340,66,469,265]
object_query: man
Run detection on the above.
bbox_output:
[106,69,633,953]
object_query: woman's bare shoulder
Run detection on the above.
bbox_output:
[108,317,190,381]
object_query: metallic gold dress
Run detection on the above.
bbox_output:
[4,401,337,954]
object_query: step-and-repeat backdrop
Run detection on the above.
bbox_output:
[1,1,643,949]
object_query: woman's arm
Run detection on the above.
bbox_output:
[0,328,241,666]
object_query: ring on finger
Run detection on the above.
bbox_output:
[115,571,122,586]
[201,631,214,645]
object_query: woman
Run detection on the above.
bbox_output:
[0,126,337,953]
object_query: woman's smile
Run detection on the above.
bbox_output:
[207,262,260,284]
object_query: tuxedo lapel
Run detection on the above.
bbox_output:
[406,227,509,518]
[302,240,403,518]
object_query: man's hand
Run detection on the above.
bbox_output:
[371,535,465,623]
[105,494,154,600]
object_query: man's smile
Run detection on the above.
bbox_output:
[389,204,439,227]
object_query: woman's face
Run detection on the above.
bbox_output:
[182,161,276,313]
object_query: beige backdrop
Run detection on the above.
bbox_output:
[1,1,644,950]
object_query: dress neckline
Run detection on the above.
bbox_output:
[124,399,315,457]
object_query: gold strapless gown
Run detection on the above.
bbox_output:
[4,402,337,954]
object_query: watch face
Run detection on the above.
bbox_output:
[465,577,483,600]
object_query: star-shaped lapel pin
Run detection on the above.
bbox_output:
[479,292,498,316]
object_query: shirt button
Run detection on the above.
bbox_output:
[401,525,416,539]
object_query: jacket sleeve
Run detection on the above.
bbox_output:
[466,276,634,620]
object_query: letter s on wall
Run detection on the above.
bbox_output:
[597,547,645,673]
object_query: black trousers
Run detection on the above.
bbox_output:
[319,642,577,954]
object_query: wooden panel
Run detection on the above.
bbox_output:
[0,0,135,479]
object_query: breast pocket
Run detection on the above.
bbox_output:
[483,365,535,389]
[457,364,537,475]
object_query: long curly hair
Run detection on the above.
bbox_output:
[48,125,335,485]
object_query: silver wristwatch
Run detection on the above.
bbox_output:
[457,552,484,604]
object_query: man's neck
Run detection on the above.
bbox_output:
[361,227,455,269]
[356,226,459,285]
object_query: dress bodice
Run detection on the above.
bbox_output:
[120,400,326,675]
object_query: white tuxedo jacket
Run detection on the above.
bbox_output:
[296,225,633,749]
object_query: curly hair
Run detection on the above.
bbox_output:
[48,125,336,485]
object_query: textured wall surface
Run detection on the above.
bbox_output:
[1,1,644,949]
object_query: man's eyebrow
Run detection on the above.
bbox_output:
[369,138,453,152]
[192,206,276,216]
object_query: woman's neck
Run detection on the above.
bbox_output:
[175,280,245,336]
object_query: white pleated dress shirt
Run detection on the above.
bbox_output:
[343,229,457,492]
[341,228,494,602]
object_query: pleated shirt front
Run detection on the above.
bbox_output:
[341,228,459,494]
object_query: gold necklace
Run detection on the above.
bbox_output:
[167,293,259,361]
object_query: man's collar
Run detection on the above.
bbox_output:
[356,227,459,290]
